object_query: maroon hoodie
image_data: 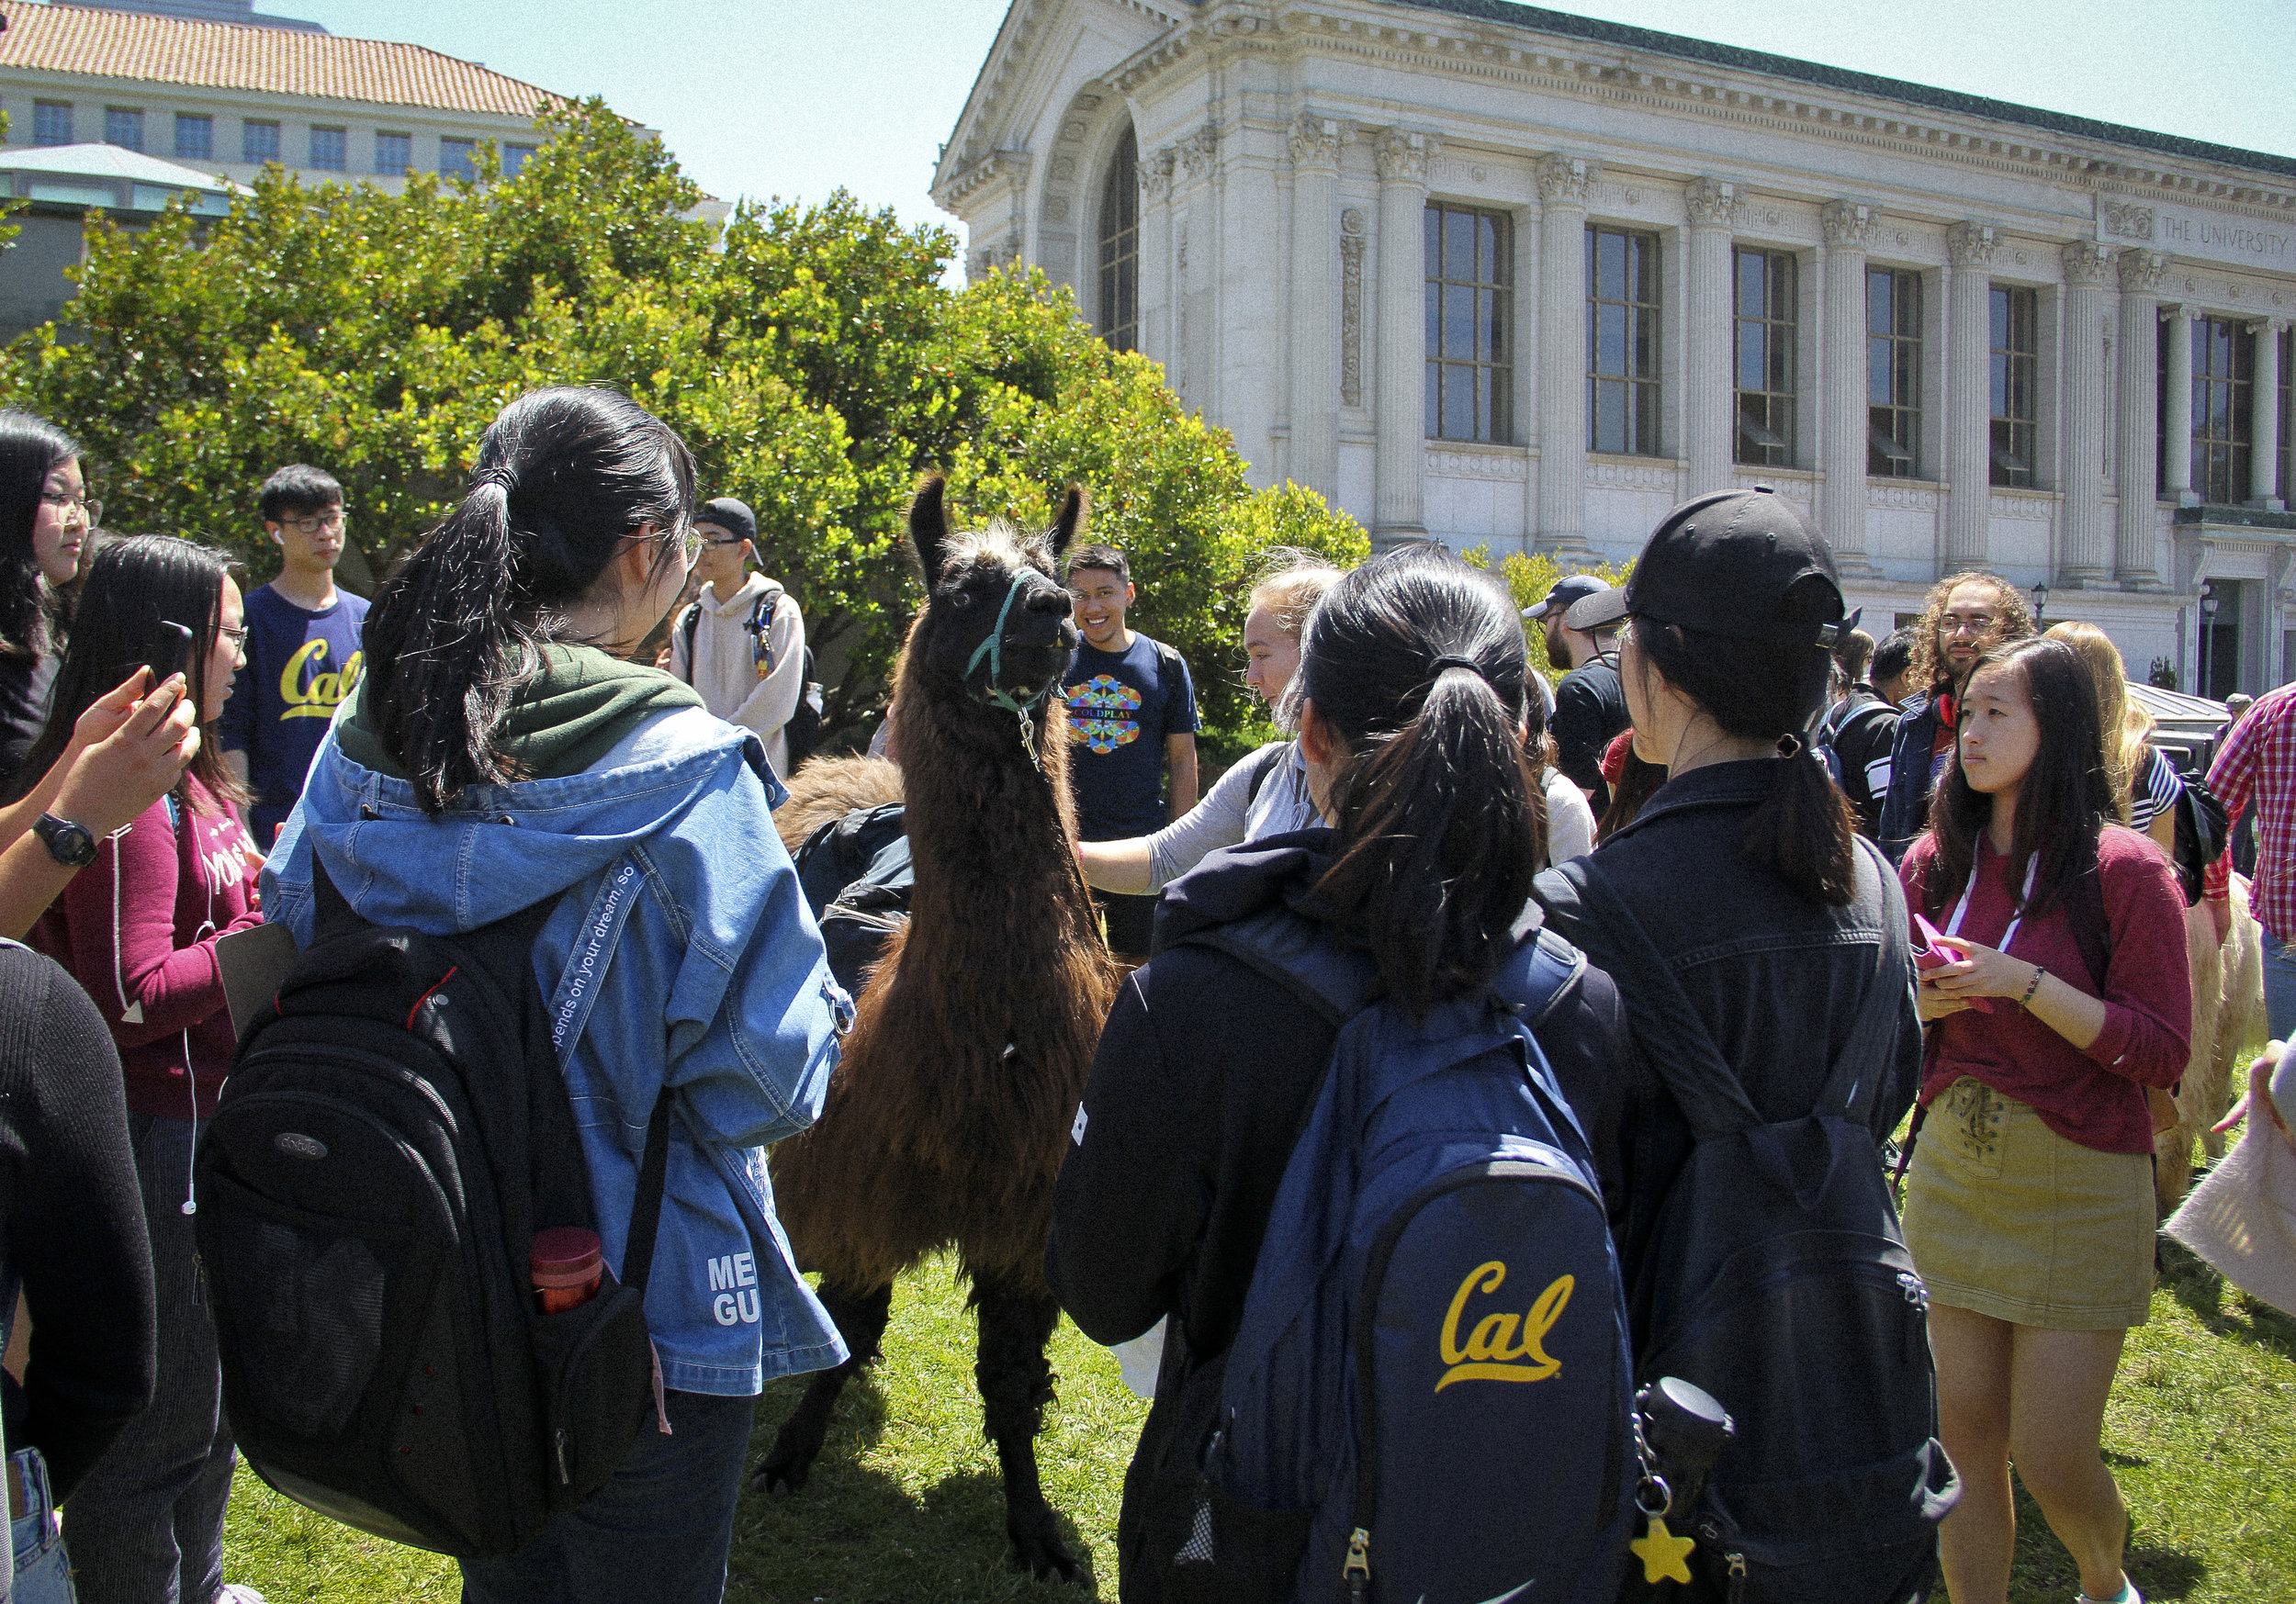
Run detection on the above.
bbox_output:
[35,772,261,1118]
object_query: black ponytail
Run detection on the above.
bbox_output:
[1631,573,1858,905]
[362,387,694,813]
[1300,544,1543,1018]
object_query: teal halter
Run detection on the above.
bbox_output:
[962,566,1058,716]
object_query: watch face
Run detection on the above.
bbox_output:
[39,814,96,868]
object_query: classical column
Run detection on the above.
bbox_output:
[1943,221,1998,568]
[1287,115,1343,499]
[2058,241,2117,584]
[1373,129,1435,544]
[2252,319,2286,510]
[2115,250,2167,586]
[1820,200,1877,571]
[2162,302,2199,507]
[1138,146,1176,370]
[1536,152,1597,556]
[1683,178,1737,497]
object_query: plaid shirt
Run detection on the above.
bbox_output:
[2205,681,2296,937]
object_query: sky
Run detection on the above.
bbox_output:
[284,0,2296,252]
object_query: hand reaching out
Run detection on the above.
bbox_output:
[2213,1042,2296,1158]
[51,669,201,837]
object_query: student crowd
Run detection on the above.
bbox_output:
[0,387,2288,1604]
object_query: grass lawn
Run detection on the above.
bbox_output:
[221,1247,2293,1603]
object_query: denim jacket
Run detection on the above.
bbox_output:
[264,706,850,1396]
[1877,691,1946,865]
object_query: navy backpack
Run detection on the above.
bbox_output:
[1179,906,1639,1604]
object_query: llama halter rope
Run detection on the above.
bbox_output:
[964,566,1058,758]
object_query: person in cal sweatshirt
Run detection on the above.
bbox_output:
[21,535,264,1604]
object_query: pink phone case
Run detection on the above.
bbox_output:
[1910,913,1992,1011]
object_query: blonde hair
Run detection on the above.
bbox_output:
[1249,548,1343,641]
[2044,620,2152,824]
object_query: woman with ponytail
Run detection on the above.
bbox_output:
[0,411,92,798]
[1049,543,1632,1601]
[262,388,849,1603]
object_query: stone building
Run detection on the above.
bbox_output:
[932,0,2296,697]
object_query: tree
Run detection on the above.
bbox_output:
[0,99,1366,749]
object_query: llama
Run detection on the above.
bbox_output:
[2157,878,2268,1209]
[760,475,1121,1580]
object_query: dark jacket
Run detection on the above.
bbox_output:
[1877,690,1947,864]
[1825,686,1902,839]
[1552,654,1629,813]
[1532,760,1923,1313]
[1049,830,1633,1604]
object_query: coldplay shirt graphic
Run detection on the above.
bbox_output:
[1061,633,1198,839]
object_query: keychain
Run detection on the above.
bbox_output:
[1629,1473,1696,1586]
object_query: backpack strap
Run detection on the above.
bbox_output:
[1810,842,1913,1128]
[618,1091,673,1295]
[675,601,702,684]
[1243,742,1289,809]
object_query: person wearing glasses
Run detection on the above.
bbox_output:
[664,497,808,778]
[0,412,96,802]
[219,464,368,847]
[1876,571,2038,865]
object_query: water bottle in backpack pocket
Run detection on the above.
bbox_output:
[1177,909,1641,1604]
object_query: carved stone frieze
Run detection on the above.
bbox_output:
[1989,491,2056,521]
[1584,458,1680,493]
[1289,115,1341,171]
[1945,221,1999,269]
[1867,482,1941,511]
[1536,152,1596,207]
[1733,472,1814,506]
[2061,241,2117,286]
[2103,202,2155,241]
[1683,177,1737,229]
[1820,199,1878,249]
[2118,248,2168,296]
[1376,129,1435,185]
[1427,448,1528,481]
[1177,126,1219,183]
[1142,146,1176,201]
[1341,208,1366,409]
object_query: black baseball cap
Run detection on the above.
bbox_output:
[1531,573,1609,621]
[694,496,757,545]
[1564,487,1845,648]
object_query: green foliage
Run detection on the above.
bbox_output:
[0,101,1365,746]
[1459,545,1633,683]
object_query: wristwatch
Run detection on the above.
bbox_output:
[33,813,97,869]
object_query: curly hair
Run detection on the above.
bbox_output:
[1906,569,2036,695]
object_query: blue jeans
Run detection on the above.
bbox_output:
[2264,928,2296,1044]
[12,1447,77,1604]
[456,1389,753,1604]
[60,1115,236,1604]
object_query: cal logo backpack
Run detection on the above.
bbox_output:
[1180,906,1639,1604]
[194,862,670,1556]
[1576,846,1958,1603]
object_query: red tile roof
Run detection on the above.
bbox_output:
[0,2,565,118]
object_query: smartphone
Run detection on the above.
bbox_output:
[1911,912,1992,1013]
[143,620,196,712]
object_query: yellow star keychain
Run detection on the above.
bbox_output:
[1630,1514,1696,1586]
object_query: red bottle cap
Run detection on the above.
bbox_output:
[531,1227,603,1290]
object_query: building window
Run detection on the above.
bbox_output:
[1097,130,1138,353]
[1989,286,2039,488]
[32,103,73,148]
[2191,315,2254,506]
[174,114,213,163]
[1867,267,1922,477]
[1587,226,1660,455]
[308,126,346,171]
[1425,204,1511,443]
[374,131,411,175]
[105,108,144,152]
[439,139,476,181]
[242,119,280,164]
[1735,247,1797,466]
[503,142,536,178]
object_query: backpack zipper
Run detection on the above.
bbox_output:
[554,1427,570,1486]
[1342,1527,1370,1601]
[1726,1551,1747,1602]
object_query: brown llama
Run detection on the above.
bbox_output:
[759,475,1120,1579]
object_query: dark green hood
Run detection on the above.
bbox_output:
[342,643,704,783]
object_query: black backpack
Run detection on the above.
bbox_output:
[1578,848,1957,1603]
[679,583,825,772]
[194,864,670,1557]
[792,802,912,997]
[2170,768,2233,907]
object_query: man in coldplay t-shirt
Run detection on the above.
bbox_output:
[1062,544,1199,960]
[220,464,368,847]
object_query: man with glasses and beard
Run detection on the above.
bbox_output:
[220,464,367,847]
[1876,570,2037,864]
[665,496,809,779]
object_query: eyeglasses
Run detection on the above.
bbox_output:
[39,492,100,524]
[217,623,249,648]
[1941,613,1998,637]
[699,534,746,549]
[281,509,346,535]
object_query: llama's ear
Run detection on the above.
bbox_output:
[1047,485,1087,564]
[907,473,951,583]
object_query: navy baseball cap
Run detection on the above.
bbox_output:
[1532,573,1609,621]
[694,497,757,545]
[1565,487,1846,648]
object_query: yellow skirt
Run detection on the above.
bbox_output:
[1901,1077,2155,1330]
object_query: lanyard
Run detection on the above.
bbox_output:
[1946,852,2040,955]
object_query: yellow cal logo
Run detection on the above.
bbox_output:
[279,638,365,721]
[1435,1262,1572,1393]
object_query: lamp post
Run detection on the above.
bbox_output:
[2200,583,2220,698]
[2032,581,2050,627]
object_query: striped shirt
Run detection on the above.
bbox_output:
[2129,744,2186,833]
[2205,683,2296,937]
